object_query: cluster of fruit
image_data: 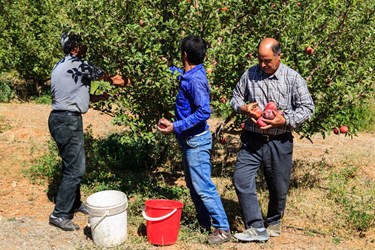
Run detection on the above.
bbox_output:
[333,125,349,134]
[251,101,284,127]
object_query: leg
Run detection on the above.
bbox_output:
[233,146,264,229]
[263,133,293,226]
[180,132,230,231]
[48,113,86,218]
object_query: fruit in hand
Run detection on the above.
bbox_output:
[158,118,167,129]
[257,117,268,127]
[265,101,277,111]
[263,109,275,120]
[339,125,348,134]
[252,106,263,118]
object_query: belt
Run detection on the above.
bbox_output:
[246,130,290,142]
[51,110,81,116]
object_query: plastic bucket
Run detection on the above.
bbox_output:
[142,199,184,246]
[86,190,128,247]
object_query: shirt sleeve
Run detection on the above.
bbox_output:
[230,71,248,113]
[284,75,315,129]
[173,79,211,135]
[78,60,104,80]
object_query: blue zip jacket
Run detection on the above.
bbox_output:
[172,64,210,138]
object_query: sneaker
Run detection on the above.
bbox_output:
[49,215,80,231]
[207,229,231,244]
[75,203,89,215]
[234,227,269,242]
[267,223,281,237]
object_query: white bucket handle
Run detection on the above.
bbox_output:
[89,210,110,231]
[142,208,177,222]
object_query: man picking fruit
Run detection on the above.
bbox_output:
[157,35,231,244]
[230,38,314,242]
[48,31,125,231]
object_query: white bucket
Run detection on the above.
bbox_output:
[86,190,128,247]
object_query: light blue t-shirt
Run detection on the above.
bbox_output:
[51,55,103,113]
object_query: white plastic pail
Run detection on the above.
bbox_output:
[86,190,128,247]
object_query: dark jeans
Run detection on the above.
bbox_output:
[233,131,293,229]
[48,112,85,218]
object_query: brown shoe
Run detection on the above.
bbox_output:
[207,229,231,244]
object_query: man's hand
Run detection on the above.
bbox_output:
[111,74,125,86]
[241,102,260,118]
[260,110,286,130]
[157,118,174,135]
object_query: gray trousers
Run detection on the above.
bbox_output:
[233,131,293,229]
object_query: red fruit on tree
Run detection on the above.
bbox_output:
[263,109,275,120]
[206,68,213,74]
[221,7,228,11]
[220,96,227,103]
[221,137,227,144]
[305,46,314,55]
[257,117,268,127]
[265,101,277,111]
[241,123,245,130]
[248,53,253,59]
[139,20,144,26]
[340,125,349,134]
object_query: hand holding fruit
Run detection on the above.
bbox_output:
[111,74,125,86]
[157,118,174,135]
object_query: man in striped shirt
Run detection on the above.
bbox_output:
[230,38,314,242]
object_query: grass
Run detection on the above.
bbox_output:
[26,124,375,248]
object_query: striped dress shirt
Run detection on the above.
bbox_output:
[230,63,315,135]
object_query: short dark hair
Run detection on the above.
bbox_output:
[61,32,83,55]
[271,42,281,56]
[180,35,207,65]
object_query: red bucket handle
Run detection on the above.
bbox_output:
[142,208,177,222]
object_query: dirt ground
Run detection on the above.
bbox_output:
[0,103,374,250]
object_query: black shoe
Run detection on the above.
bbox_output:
[75,203,89,215]
[49,215,80,231]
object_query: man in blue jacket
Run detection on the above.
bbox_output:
[157,35,231,244]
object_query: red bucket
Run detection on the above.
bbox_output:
[142,199,184,245]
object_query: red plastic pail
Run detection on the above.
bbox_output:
[142,199,184,245]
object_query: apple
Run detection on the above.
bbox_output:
[252,106,263,118]
[221,7,228,11]
[333,128,339,135]
[248,53,253,59]
[263,109,275,120]
[206,68,213,74]
[139,20,144,26]
[297,2,301,6]
[340,125,349,134]
[221,137,227,144]
[241,123,245,130]
[277,110,284,116]
[220,96,227,103]
[158,118,167,129]
[265,101,277,111]
[257,117,268,127]
[305,46,314,55]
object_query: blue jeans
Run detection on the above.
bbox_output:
[48,112,86,218]
[178,131,230,231]
[233,131,293,229]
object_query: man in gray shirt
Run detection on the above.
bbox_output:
[48,31,124,231]
[230,38,314,242]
